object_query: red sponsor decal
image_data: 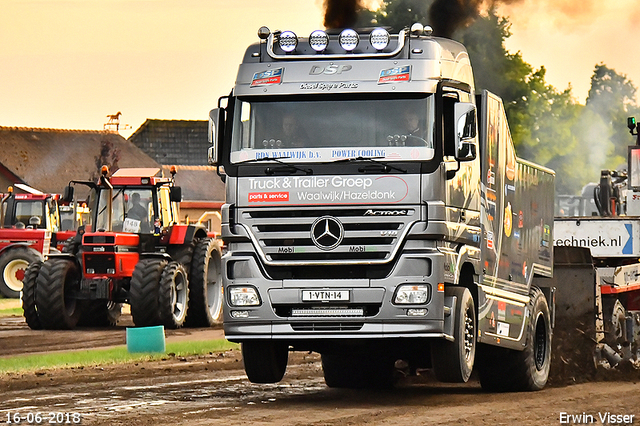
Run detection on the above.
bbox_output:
[251,76,282,86]
[378,73,410,84]
[248,192,289,202]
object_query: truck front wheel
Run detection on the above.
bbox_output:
[431,286,476,383]
[35,258,82,329]
[241,341,288,383]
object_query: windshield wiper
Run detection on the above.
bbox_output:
[236,156,312,175]
[331,156,407,173]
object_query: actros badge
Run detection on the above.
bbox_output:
[311,216,344,250]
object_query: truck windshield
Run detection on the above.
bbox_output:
[230,95,435,164]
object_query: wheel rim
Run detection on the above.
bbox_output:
[3,258,29,292]
[172,269,188,323]
[463,305,475,362]
[534,313,547,371]
[205,256,222,319]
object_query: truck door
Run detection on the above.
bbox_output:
[479,91,506,283]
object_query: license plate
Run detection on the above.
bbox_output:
[302,290,350,302]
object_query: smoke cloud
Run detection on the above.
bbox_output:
[323,0,364,29]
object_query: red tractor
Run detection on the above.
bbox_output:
[0,185,76,298]
[22,167,223,330]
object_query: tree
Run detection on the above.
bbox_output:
[583,64,640,170]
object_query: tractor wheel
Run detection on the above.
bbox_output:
[241,340,289,384]
[603,298,627,346]
[158,261,189,329]
[78,301,122,327]
[129,258,167,327]
[0,247,42,298]
[21,260,43,330]
[431,286,476,383]
[185,238,223,327]
[35,258,82,330]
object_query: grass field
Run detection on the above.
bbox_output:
[0,297,21,317]
[0,339,239,374]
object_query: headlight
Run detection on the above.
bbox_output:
[279,31,298,53]
[339,29,359,51]
[229,286,261,306]
[309,30,329,52]
[369,28,390,51]
[394,284,429,304]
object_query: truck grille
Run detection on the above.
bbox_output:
[290,322,364,332]
[240,207,415,265]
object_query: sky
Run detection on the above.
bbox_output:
[1,0,639,138]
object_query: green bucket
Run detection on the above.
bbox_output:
[126,325,166,353]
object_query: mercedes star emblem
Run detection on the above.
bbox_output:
[310,216,344,250]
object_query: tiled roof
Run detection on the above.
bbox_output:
[129,119,209,166]
[0,127,159,194]
[161,165,225,202]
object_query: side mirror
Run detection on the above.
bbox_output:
[208,108,221,166]
[170,186,182,203]
[63,185,74,203]
[454,102,477,162]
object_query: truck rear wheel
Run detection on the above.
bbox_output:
[158,261,189,329]
[321,352,396,389]
[130,258,167,327]
[21,260,43,330]
[185,238,223,327]
[241,341,288,383]
[35,258,82,330]
[477,286,551,391]
[431,286,476,383]
[0,247,42,298]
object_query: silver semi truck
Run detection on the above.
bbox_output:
[208,24,556,390]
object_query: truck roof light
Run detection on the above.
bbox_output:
[339,29,359,52]
[410,23,424,36]
[101,165,109,176]
[278,31,298,53]
[257,26,270,40]
[309,30,329,52]
[370,28,390,50]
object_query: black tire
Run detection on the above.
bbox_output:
[241,340,288,384]
[22,260,43,330]
[321,352,396,389]
[477,287,552,392]
[431,286,476,383]
[0,247,42,298]
[185,238,223,327]
[129,258,167,327]
[35,258,82,330]
[78,301,122,327]
[158,261,189,329]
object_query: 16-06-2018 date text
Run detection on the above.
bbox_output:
[5,412,82,424]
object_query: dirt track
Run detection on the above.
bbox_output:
[2,314,640,425]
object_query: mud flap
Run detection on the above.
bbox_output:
[548,246,599,383]
[442,293,456,341]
